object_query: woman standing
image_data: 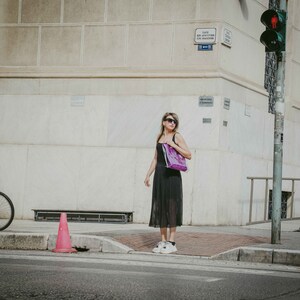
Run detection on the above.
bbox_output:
[144,112,192,254]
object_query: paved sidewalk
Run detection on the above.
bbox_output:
[113,231,269,256]
[1,219,300,265]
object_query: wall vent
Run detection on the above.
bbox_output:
[203,118,212,124]
[224,98,230,110]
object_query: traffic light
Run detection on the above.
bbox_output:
[260,9,286,52]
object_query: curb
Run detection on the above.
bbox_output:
[0,233,133,254]
[211,246,300,266]
[1,233,299,266]
[0,233,48,250]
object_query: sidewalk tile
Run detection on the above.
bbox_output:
[114,232,269,256]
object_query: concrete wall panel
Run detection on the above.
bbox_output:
[199,0,221,19]
[294,123,300,166]
[23,146,81,218]
[0,95,109,147]
[128,24,172,66]
[231,103,262,156]
[292,29,300,64]
[191,150,219,225]
[0,79,40,95]
[40,26,81,66]
[152,0,197,21]
[22,0,61,23]
[290,63,300,105]
[0,96,51,145]
[291,0,300,30]
[0,27,38,66]
[107,96,169,148]
[64,0,105,23]
[107,0,150,22]
[0,145,28,219]
[219,29,265,86]
[77,147,136,211]
[217,152,243,225]
[0,0,19,23]
[84,25,126,66]
[284,120,296,166]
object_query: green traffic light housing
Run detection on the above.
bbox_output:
[260,9,286,52]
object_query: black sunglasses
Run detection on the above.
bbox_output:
[164,118,177,125]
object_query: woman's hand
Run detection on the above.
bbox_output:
[144,176,151,187]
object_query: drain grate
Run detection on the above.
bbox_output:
[33,209,133,224]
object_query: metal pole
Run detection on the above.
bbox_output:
[290,179,294,218]
[264,179,269,221]
[271,0,287,244]
[249,179,254,224]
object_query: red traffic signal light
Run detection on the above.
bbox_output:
[260,9,286,52]
[261,9,284,31]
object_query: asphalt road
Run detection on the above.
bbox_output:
[0,250,299,300]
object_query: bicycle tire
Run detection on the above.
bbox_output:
[0,192,15,231]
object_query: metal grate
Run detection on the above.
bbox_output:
[203,118,212,124]
[223,98,230,110]
[33,210,133,224]
[268,190,292,220]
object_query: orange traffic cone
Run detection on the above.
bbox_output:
[52,213,77,253]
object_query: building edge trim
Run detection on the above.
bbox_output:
[0,71,267,96]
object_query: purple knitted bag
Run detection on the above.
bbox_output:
[162,143,187,172]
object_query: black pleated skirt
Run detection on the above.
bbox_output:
[149,143,183,228]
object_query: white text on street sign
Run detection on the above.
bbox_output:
[194,28,216,44]
[221,28,232,47]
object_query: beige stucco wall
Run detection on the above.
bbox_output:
[0,0,299,225]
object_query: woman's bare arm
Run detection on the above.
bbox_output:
[167,133,192,160]
[144,150,158,187]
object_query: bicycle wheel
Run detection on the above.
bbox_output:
[0,192,14,231]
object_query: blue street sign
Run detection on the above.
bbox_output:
[198,44,213,51]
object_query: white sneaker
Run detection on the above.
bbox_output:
[160,242,177,254]
[152,241,167,253]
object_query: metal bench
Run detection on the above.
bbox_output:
[32,209,133,224]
